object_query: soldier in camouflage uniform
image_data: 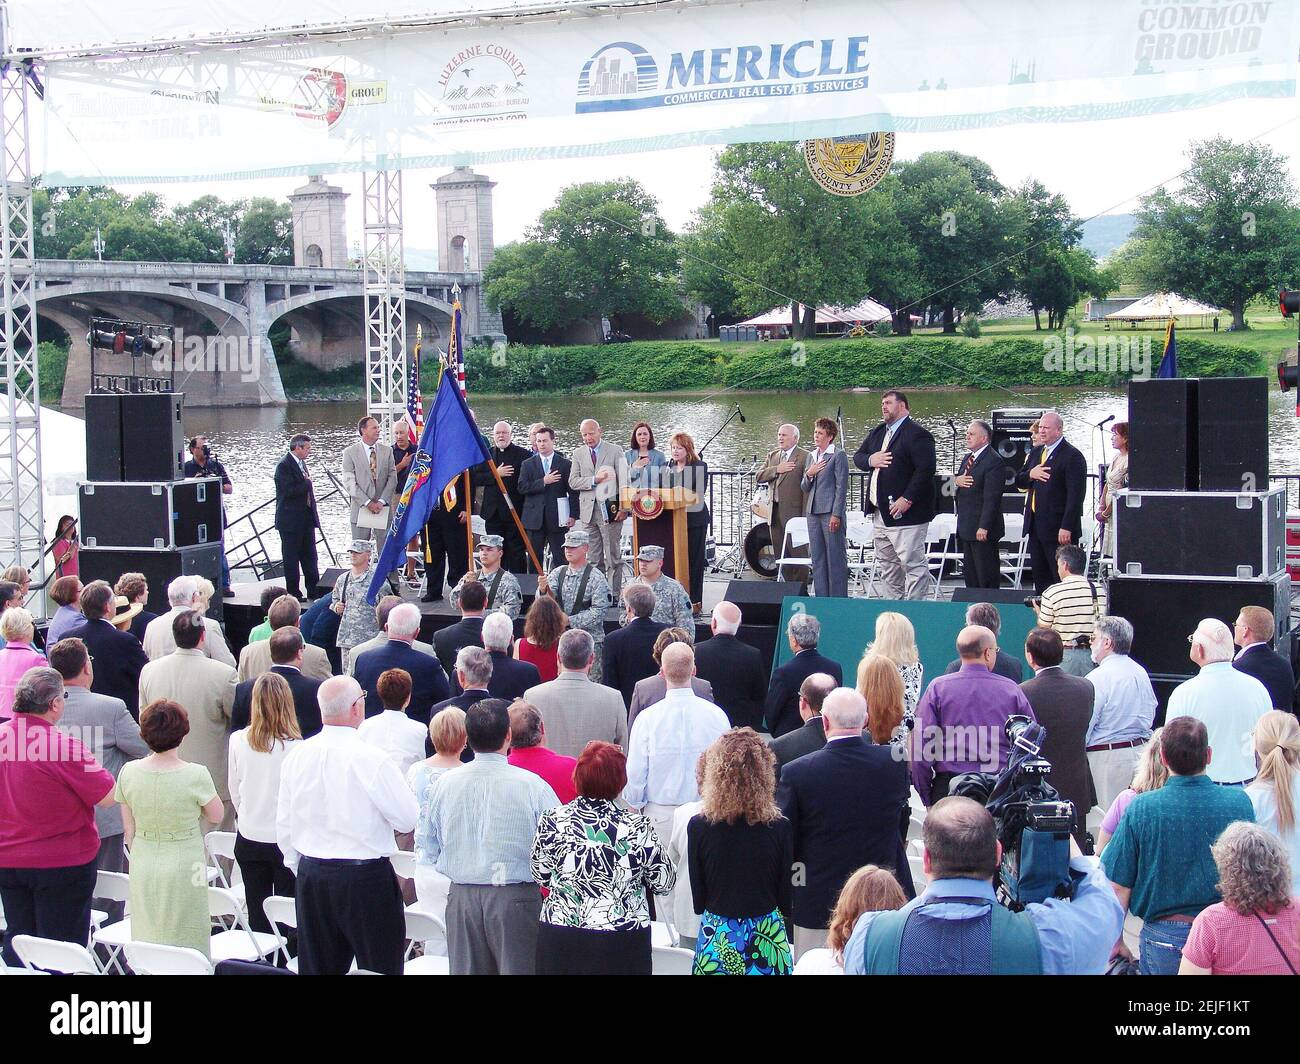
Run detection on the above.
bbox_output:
[621,544,694,641]
[537,528,612,683]
[450,534,522,619]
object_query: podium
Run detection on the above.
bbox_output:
[622,486,696,588]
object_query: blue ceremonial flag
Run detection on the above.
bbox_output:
[1156,319,1178,378]
[367,371,490,603]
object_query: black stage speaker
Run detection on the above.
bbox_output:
[79,543,224,622]
[79,478,223,550]
[951,587,1037,607]
[992,408,1043,493]
[312,568,346,598]
[1128,379,1197,491]
[1106,571,1289,677]
[1197,376,1268,491]
[515,572,539,611]
[121,392,185,481]
[1115,487,1285,579]
[723,578,808,626]
[84,393,125,482]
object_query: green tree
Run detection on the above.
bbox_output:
[483,179,681,341]
[173,194,243,262]
[1129,136,1300,330]
[1007,179,1085,329]
[34,185,130,259]
[679,202,745,322]
[235,198,293,265]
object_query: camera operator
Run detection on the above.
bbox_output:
[843,796,1123,975]
[184,435,233,598]
[1029,544,1100,677]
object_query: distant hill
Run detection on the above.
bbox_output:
[1080,214,1136,260]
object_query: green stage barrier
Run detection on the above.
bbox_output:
[773,597,1040,687]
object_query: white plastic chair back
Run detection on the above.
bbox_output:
[403,907,448,960]
[651,945,695,975]
[123,941,214,975]
[12,935,101,975]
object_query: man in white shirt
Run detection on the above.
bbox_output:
[276,674,419,975]
[1166,618,1272,787]
[142,574,235,666]
[624,642,731,848]
[357,667,428,775]
[1084,615,1158,812]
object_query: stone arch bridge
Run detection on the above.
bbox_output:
[34,260,499,407]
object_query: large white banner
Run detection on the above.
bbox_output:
[38,0,1300,184]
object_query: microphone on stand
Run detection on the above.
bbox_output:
[1095,414,1116,427]
[946,418,959,473]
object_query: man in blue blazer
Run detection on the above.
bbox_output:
[480,612,541,702]
[230,629,324,737]
[800,416,850,598]
[764,613,843,738]
[1014,411,1086,593]
[777,688,914,961]
[1232,606,1297,712]
[352,602,450,725]
[66,581,150,717]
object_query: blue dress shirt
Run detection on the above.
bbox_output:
[1084,652,1157,747]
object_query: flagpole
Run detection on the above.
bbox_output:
[463,469,474,573]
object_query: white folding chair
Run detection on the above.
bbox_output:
[204,831,246,912]
[998,513,1029,589]
[261,895,299,971]
[90,870,133,974]
[775,517,814,583]
[651,944,696,975]
[845,511,877,596]
[924,514,961,598]
[207,886,279,965]
[402,907,449,974]
[389,849,417,885]
[650,920,679,949]
[123,941,214,976]
[12,935,102,975]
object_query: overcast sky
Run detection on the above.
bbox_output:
[33,93,1300,264]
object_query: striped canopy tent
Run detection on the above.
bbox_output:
[738,297,893,337]
[1103,292,1224,327]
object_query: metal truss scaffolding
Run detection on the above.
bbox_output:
[0,10,44,590]
[362,167,407,439]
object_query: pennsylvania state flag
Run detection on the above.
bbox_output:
[368,372,489,603]
[1157,319,1178,378]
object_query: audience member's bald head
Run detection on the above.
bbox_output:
[924,797,999,881]
[956,625,996,661]
[318,675,364,724]
[798,672,837,716]
[661,642,695,687]
[821,687,868,732]
[712,600,742,635]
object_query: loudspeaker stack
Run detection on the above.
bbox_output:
[77,392,224,622]
[1110,377,1285,685]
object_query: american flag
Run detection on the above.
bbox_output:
[404,359,424,439]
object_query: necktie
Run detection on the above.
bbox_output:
[590,447,598,467]
[301,460,314,509]
[1031,447,1047,513]
[960,452,974,476]
[369,446,377,483]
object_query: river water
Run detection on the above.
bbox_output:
[192,387,1300,557]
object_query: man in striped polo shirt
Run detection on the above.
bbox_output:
[1032,545,1101,677]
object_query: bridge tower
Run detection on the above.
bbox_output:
[432,167,504,341]
[289,175,349,268]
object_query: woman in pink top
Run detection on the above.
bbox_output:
[0,608,47,720]
[52,515,79,578]
[1096,727,1167,853]
[1181,822,1300,975]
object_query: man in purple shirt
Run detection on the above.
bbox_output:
[911,625,1037,806]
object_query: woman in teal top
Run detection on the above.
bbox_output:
[116,699,225,958]
[625,422,667,489]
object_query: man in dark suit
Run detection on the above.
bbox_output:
[472,421,533,573]
[944,602,1024,682]
[953,419,1008,589]
[434,580,487,683]
[517,426,579,573]
[1232,606,1296,712]
[777,688,914,960]
[353,602,450,725]
[694,601,767,730]
[426,646,494,759]
[1020,627,1094,846]
[480,611,541,701]
[602,584,669,708]
[764,613,844,738]
[421,481,470,603]
[230,628,324,737]
[854,390,938,600]
[273,434,320,600]
[66,581,150,717]
[768,672,837,776]
[1014,411,1086,593]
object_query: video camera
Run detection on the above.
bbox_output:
[950,715,1075,909]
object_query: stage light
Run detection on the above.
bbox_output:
[1280,290,1300,317]
[1278,360,1298,392]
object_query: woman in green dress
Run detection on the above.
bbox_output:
[116,699,225,958]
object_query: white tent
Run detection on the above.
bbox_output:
[0,403,86,549]
[738,298,892,332]
[1103,292,1224,321]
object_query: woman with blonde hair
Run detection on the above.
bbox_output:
[1249,711,1300,892]
[688,728,793,975]
[856,653,907,746]
[0,608,46,720]
[411,706,468,924]
[864,612,923,722]
[228,671,302,933]
[193,577,215,615]
[1180,822,1299,975]
[1096,727,1167,853]
[794,865,907,975]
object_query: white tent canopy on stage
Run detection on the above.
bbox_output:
[1103,291,1225,321]
[11,0,1300,184]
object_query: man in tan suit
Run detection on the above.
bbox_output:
[568,418,629,599]
[757,423,810,560]
[522,629,628,759]
[237,594,333,682]
[341,414,398,563]
[138,610,238,828]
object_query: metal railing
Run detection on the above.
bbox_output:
[224,469,345,579]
